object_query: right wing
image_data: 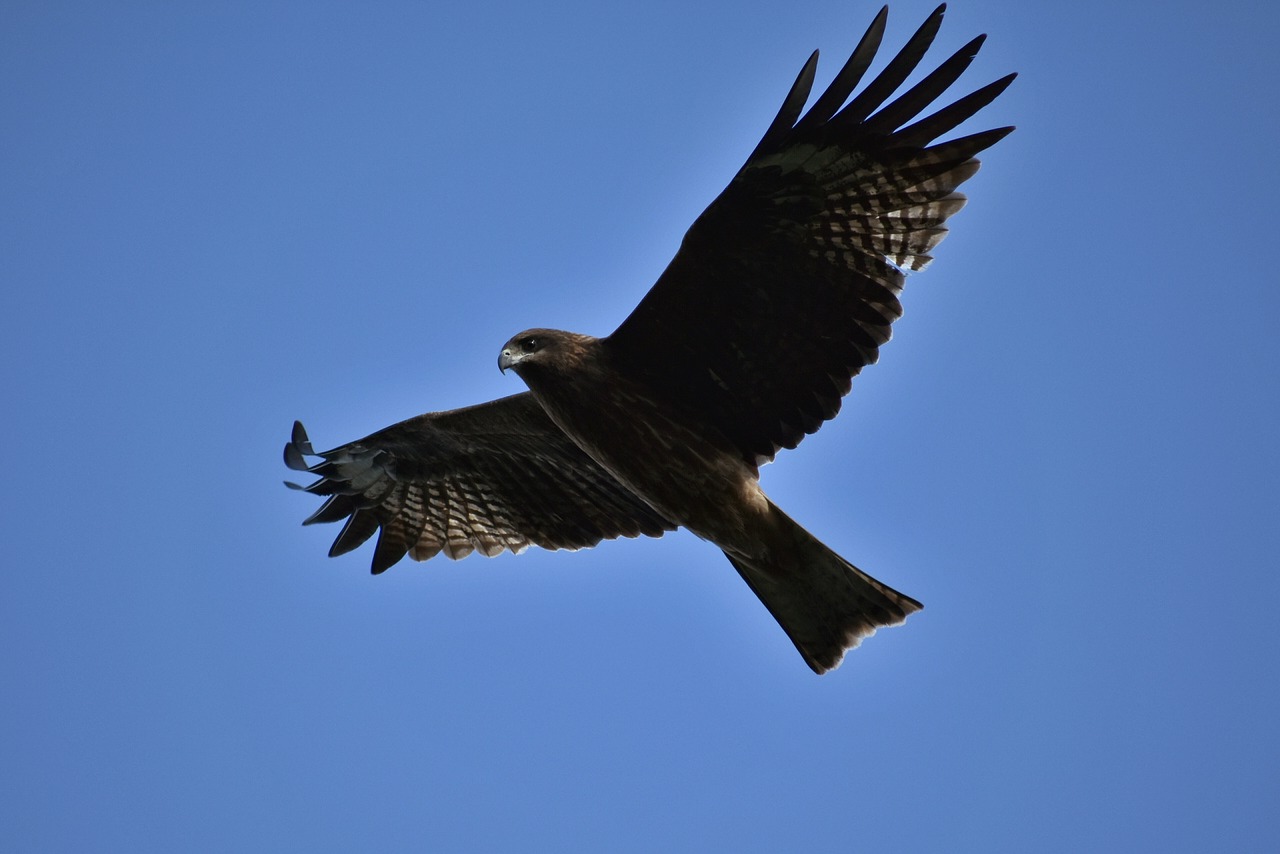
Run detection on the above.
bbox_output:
[607,5,1014,467]
[284,393,675,574]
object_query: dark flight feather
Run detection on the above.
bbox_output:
[793,6,888,134]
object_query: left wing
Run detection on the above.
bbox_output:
[285,393,675,573]
[606,5,1014,467]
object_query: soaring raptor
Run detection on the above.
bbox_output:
[285,5,1014,673]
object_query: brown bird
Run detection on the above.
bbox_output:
[286,4,1014,673]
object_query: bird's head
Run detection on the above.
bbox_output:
[498,328,569,376]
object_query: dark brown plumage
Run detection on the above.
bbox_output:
[286,4,1014,673]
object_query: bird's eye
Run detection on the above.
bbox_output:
[520,337,540,353]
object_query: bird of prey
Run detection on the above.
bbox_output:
[285,4,1014,673]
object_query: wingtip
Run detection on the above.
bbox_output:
[922,4,948,37]
[370,535,407,575]
[870,5,889,33]
[284,421,316,471]
[283,442,309,472]
[302,494,349,527]
[800,49,820,84]
[743,47,822,161]
[291,421,313,452]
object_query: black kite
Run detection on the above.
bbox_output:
[286,5,1014,673]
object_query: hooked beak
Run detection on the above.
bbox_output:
[498,348,516,374]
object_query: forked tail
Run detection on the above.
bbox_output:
[724,505,922,674]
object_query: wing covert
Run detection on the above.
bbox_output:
[285,393,675,574]
[606,4,1014,466]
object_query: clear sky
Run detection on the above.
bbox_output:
[3,1,1277,851]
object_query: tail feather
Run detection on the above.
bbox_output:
[725,506,922,674]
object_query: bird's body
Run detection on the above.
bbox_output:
[497,326,923,674]
[286,4,1014,673]
[502,331,760,547]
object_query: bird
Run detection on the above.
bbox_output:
[285,4,1014,674]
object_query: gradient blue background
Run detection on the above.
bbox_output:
[4,1,1277,850]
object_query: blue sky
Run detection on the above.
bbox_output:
[3,1,1277,851]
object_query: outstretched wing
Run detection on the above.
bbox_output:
[606,4,1015,466]
[285,393,675,574]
